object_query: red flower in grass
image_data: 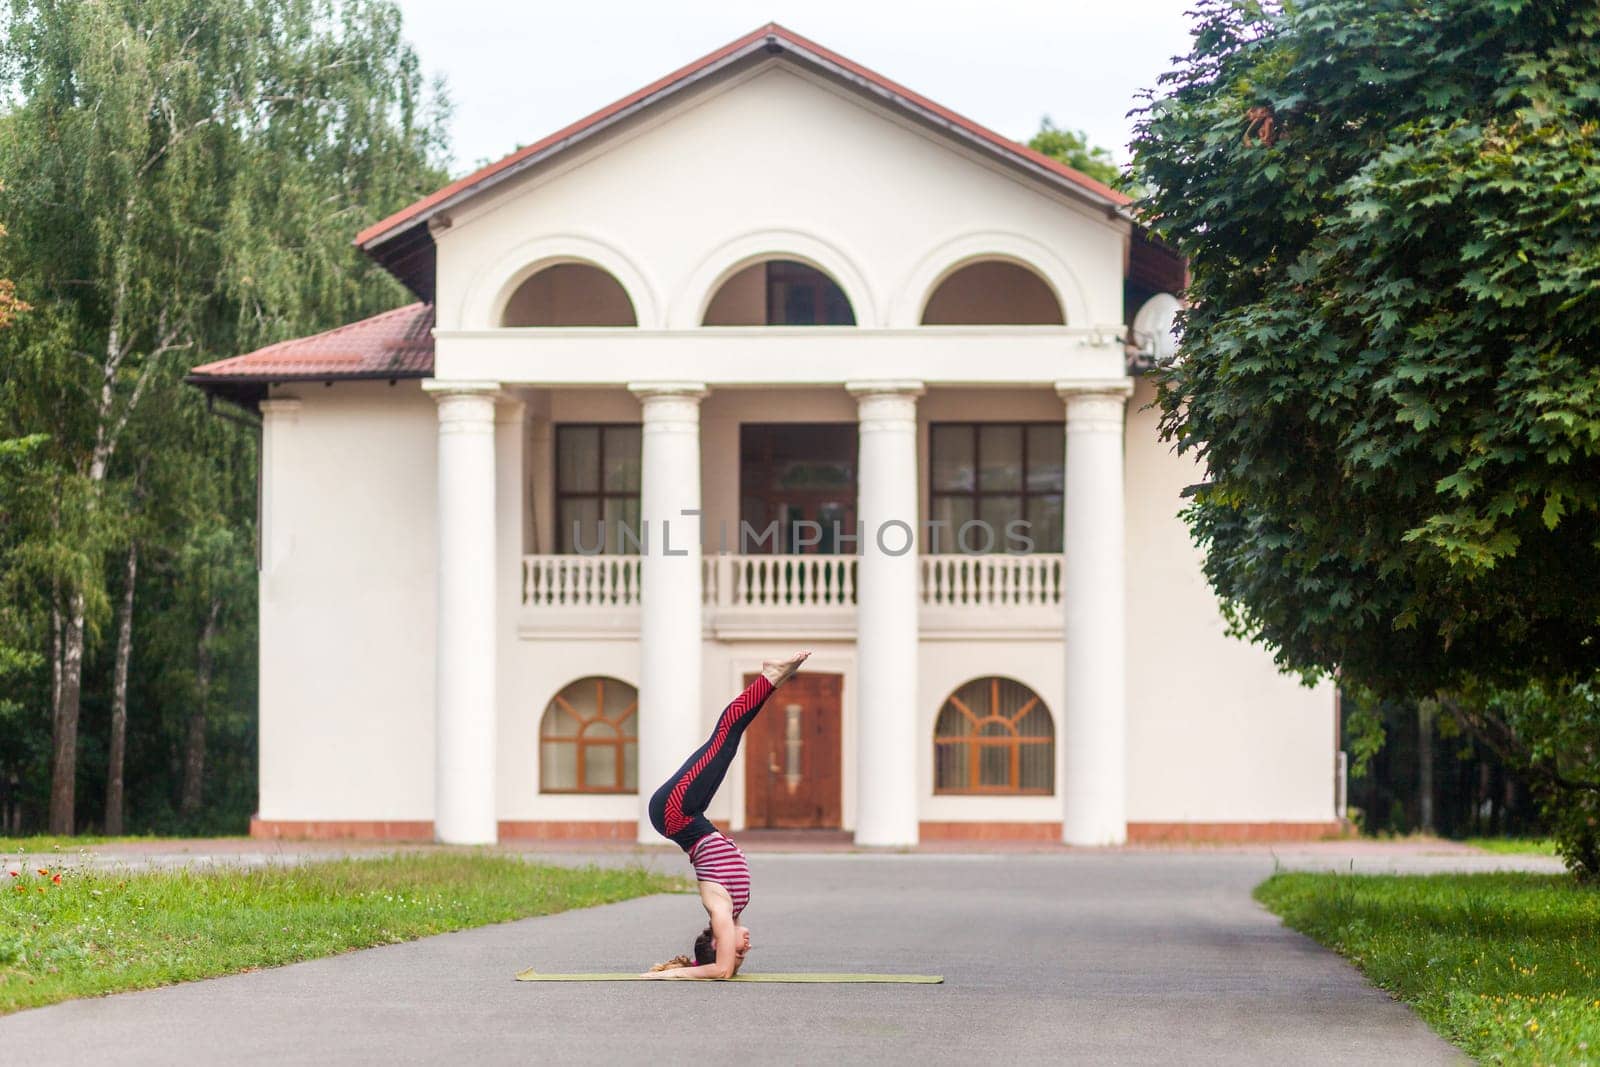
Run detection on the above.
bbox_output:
[7,870,16,878]
[36,868,47,876]
[51,873,62,885]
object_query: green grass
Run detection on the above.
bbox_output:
[0,835,180,852]
[1257,872,1600,1065]
[1467,838,1561,856]
[0,853,682,1014]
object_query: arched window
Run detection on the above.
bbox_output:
[933,676,1054,794]
[921,260,1064,325]
[502,263,638,326]
[540,676,638,793]
[703,259,855,325]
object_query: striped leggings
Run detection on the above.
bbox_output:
[648,675,776,852]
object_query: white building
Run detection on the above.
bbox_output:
[190,24,1338,847]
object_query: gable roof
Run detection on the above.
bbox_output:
[357,22,1133,301]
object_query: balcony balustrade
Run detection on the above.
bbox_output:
[518,553,1063,637]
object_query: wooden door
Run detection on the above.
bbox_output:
[743,672,843,829]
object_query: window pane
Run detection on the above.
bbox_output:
[980,744,1012,788]
[541,741,577,791]
[978,425,1023,491]
[557,426,599,492]
[603,496,641,554]
[823,283,855,325]
[623,740,638,790]
[930,426,975,492]
[558,498,602,553]
[978,496,1023,553]
[602,426,641,492]
[583,744,618,790]
[1020,742,1054,792]
[935,742,970,791]
[1026,424,1064,493]
[543,704,581,737]
[1025,495,1064,554]
[930,496,974,552]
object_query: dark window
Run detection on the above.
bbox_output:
[766,261,856,325]
[556,424,641,553]
[928,422,1063,553]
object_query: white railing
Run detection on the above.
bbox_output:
[919,554,1063,607]
[522,555,643,607]
[522,553,1063,611]
[708,554,857,608]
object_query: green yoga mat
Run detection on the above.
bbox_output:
[516,969,942,984]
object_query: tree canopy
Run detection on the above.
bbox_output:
[0,0,448,833]
[1131,0,1600,698]
[1028,117,1121,186]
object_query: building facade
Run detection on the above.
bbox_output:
[191,25,1339,847]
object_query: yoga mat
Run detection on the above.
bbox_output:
[516,970,942,984]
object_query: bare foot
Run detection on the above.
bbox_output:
[761,650,811,687]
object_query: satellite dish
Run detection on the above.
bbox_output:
[1131,293,1183,366]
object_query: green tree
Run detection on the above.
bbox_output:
[1130,0,1600,874]
[0,0,447,833]
[1028,117,1121,186]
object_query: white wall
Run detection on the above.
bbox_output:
[1123,377,1337,822]
[434,61,1123,335]
[257,380,438,821]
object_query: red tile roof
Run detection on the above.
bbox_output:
[356,23,1130,293]
[187,303,434,383]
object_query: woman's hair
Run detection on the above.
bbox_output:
[648,926,716,972]
[648,954,693,972]
[693,925,715,966]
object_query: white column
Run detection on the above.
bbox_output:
[1056,379,1133,846]
[848,380,924,847]
[629,382,707,843]
[424,380,502,845]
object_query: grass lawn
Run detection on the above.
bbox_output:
[1466,837,1561,856]
[0,853,682,1014]
[1257,872,1600,1065]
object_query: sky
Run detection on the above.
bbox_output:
[394,0,1198,176]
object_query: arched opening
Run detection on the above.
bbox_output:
[920,260,1064,326]
[501,263,637,327]
[539,676,638,793]
[933,676,1054,794]
[703,259,856,326]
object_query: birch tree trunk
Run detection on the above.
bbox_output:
[105,540,138,835]
[181,597,222,817]
[49,590,86,833]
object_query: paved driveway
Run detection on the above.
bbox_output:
[0,847,1509,1065]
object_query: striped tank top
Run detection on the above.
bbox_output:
[689,832,750,918]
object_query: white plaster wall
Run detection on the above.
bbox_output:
[257,381,437,821]
[434,61,1123,336]
[1123,377,1337,822]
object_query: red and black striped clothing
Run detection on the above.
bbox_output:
[648,674,775,916]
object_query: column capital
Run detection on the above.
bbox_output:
[1056,378,1133,433]
[1053,377,1134,401]
[846,380,926,400]
[628,381,708,403]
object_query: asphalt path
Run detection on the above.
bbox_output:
[0,848,1511,1065]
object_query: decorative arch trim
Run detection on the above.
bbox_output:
[674,228,878,328]
[892,232,1090,328]
[459,234,662,329]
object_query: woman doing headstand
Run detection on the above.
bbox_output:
[641,650,811,979]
